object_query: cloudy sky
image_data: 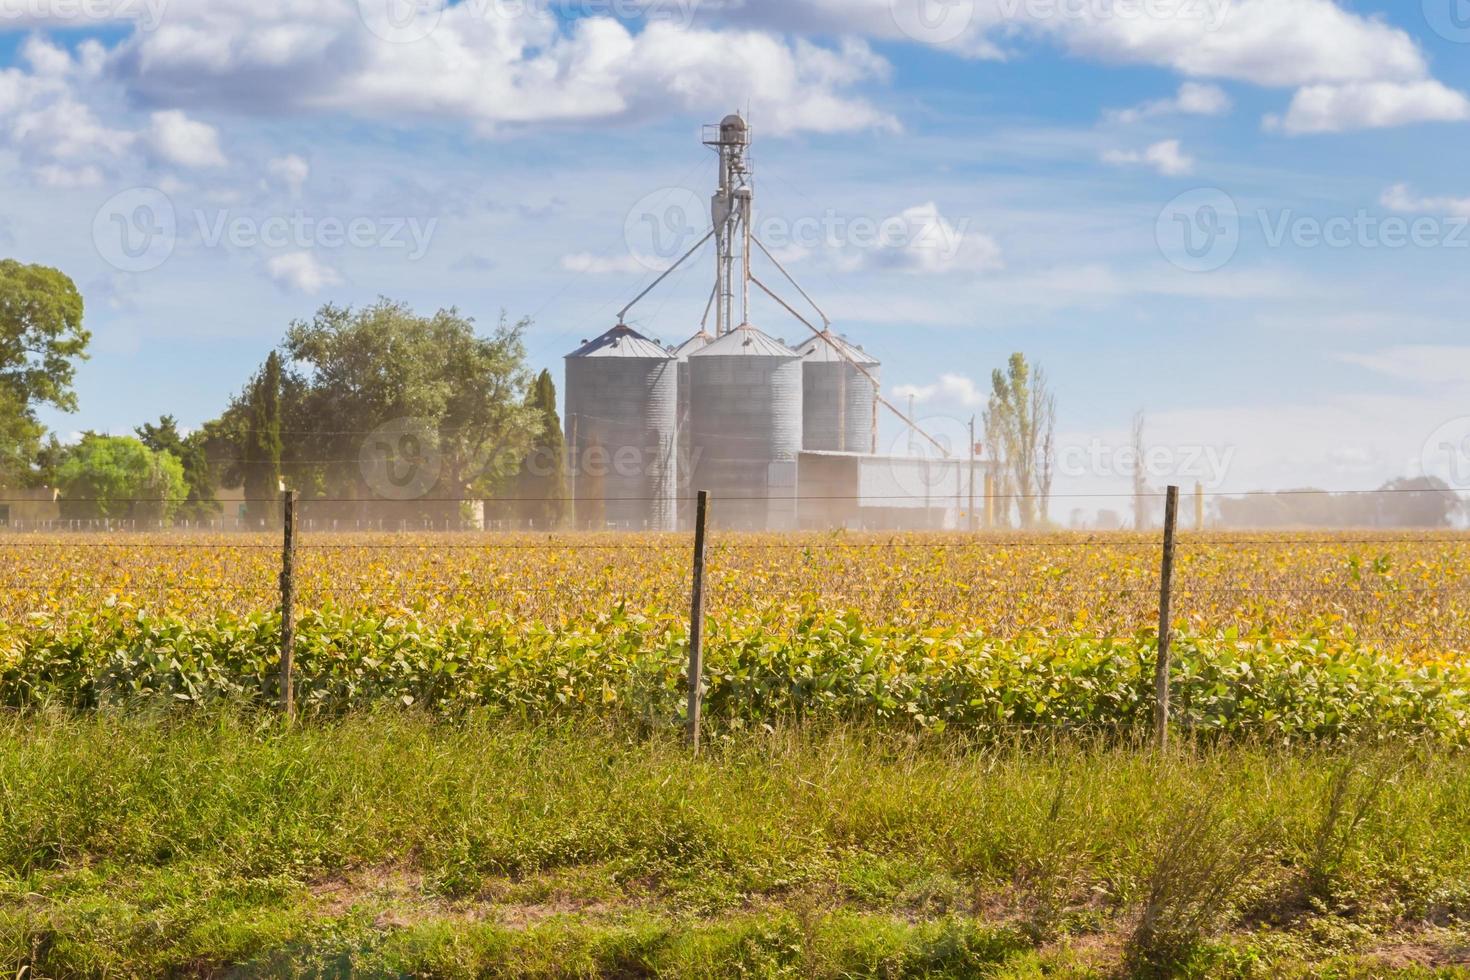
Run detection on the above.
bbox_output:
[4,0,1470,511]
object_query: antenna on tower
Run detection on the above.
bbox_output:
[704,113,752,337]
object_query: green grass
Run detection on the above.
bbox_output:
[1,711,1468,977]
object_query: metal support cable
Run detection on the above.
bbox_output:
[752,235,831,329]
[749,274,951,458]
[616,229,715,325]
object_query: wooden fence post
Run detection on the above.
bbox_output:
[1154,485,1180,748]
[280,489,297,720]
[686,490,710,751]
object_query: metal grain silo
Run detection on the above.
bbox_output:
[687,323,803,530]
[670,329,711,529]
[564,325,677,531]
[797,332,881,454]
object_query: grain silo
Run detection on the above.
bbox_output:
[670,329,712,529]
[564,325,677,531]
[687,323,803,529]
[565,111,985,533]
[797,331,880,454]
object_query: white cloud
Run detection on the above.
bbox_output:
[267,153,309,196]
[0,40,133,184]
[8,94,133,161]
[893,382,938,403]
[33,163,103,188]
[108,6,896,137]
[1338,346,1470,388]
[711,0,1466,135]
[1044,0,1425,88]
[851,202,1003,275]
[1380,183,1470,220]
[0,0,1454,164]
[21,36,72,76]
[146,109,227,168]
[726,0,1426,86]
[893,373,985,407]
[265,251,340,293]
[1102,139,1194,176]
[1109,82,1232,123]
[0,0,166,30]
[1267,81,1470,135]
[560,252,655,275]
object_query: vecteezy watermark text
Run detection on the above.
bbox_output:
[623,186,973,272]
[1056,439,1236,486]
[0,0,167,30]
[1423,0,1470,43]
[93,187,437,272]
[360,417,692,501]
[1157,188,1470,272]
[193,211,436,259]
[1423,417,1470,489]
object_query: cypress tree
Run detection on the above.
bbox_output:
[242,351,283,526]
[519,369,567,528]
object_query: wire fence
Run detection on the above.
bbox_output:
[2,489,1467,662]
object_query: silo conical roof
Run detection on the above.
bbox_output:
[796,330,880,366]
[567,324,673,360]
[690,323,799,358]
[670,329,713,360]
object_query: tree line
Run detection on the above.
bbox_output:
[0,261,567,526]
[5,255,1049,528]
[21,253,1451,532]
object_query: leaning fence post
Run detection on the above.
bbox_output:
[686,490,710,751]
[279,489,297,720]
[1154,485,1180,748]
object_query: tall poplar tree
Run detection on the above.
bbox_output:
[242,351,283,525]
[517,369,567,528]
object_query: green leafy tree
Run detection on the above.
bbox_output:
[56,434,187,522]
[205,301,542,526]
[0,260,90,485]
[135,415,220,522]
[516,369,567,528]
[279,300,542,519]
[983,353,1056,530]
[0,389,44,485]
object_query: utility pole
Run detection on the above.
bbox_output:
[968,416,977,533]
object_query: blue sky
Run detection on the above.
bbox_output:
[3,0,1470,511]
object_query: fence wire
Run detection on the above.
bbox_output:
[2,501,1468,658]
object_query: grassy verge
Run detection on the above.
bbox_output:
[1,712,1468,977]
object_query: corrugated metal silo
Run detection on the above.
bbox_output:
[670,329,711,529]
[797,332,881,455]
[687,323,803,530]
[564,325,677,531]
